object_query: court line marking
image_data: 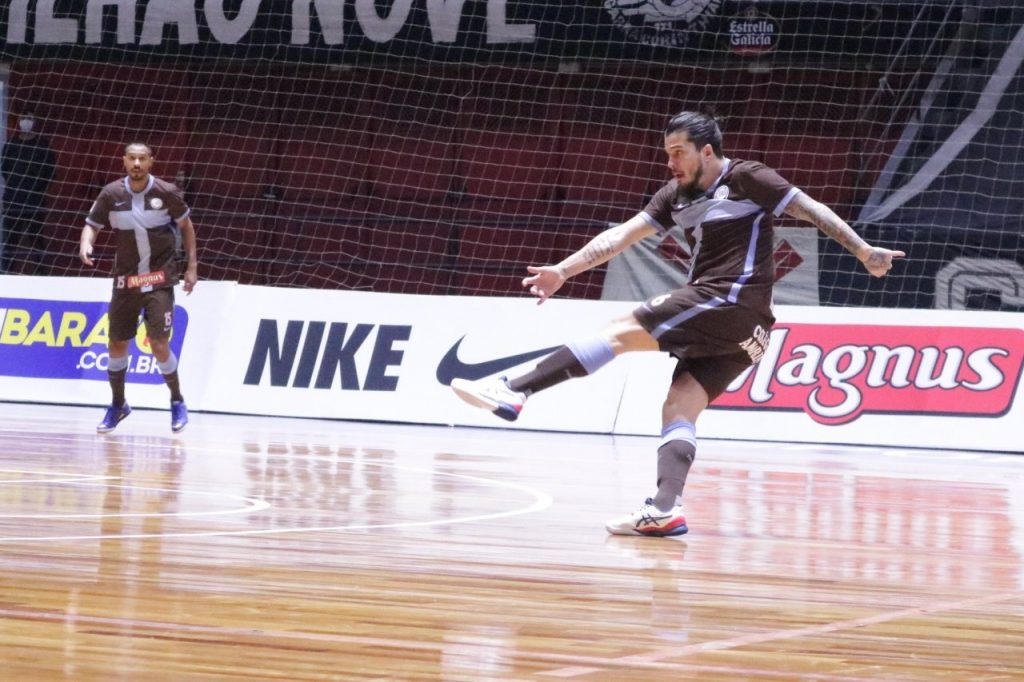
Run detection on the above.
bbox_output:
[0,458,553,543]
[0,476,118,485]
[1,595,1013,682]
[0,480,269,519]
[537,591,1020,677]
[0,607,870,681]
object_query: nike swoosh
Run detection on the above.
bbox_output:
[436,336,559,386]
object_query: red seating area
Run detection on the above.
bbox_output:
[6,62,889,295]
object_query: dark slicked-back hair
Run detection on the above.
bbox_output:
[664,111,723,158]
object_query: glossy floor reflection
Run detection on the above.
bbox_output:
[2,402,1023,680]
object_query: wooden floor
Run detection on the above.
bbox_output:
[1,402,1023,681]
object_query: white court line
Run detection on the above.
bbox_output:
[0,476,118,485]
[538,591,1022,677]
[0,454,553,543]
[0,480,269,519]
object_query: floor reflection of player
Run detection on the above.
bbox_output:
[605,536,692,642]
[97,436,184,579]
[243,439,398,528]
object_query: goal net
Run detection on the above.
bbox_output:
[2,1,1021,310]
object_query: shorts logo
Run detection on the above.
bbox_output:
[719,324,1024,425]
[605,0,723,47]
[737,324,770,363]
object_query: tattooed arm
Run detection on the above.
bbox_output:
[784,191,905,277]
[522,213,658,304]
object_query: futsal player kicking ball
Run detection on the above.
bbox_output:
[79,143,198,433]
[452,111,904,537]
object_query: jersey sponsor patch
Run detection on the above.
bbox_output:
[117,271,167,289]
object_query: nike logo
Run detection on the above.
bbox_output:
[436,336,559,385]
[114,200,129,207]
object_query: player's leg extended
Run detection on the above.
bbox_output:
[450,313,658,422]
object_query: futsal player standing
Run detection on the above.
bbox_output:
[79,143,198,433]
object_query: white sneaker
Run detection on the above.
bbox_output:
[605,498,688,537]
[451,376,527,422]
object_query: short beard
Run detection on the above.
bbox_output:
[678,165,706,201]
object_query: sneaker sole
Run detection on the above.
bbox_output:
[451,381,520,422]
[96,414,130,433]
[605,523,689,537]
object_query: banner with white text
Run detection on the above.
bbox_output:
[1,1,953,64]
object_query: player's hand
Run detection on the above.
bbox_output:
[857,246,906,278]
[183,266,198,295]
[522,265,567,305]
[79,242,94,266]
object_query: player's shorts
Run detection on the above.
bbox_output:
[632,287,774,402]
[108,286,176,342]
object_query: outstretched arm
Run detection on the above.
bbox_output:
[523,213,658,304]
[784,192,905,277]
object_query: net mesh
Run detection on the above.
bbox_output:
[1,1,1020,308]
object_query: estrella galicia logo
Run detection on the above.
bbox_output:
[605,0,723,48]
[0,298,187,384]
[436,336,558,386]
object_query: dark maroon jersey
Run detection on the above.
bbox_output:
[641,159,801,315]
[86,175,190,290]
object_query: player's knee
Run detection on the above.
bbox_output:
[661,379,709,423]
[605,314,658,353]
[149,337,171,360]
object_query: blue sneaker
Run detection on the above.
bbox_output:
[96,403,131,433]
[170,400,189,433]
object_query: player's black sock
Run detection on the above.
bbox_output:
[508,346,587,395]
[109,369,127,407]
[508,336,615,395]
[652,424,697,512]
[163,371,184,403]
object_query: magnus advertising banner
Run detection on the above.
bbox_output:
[715,323,1024,425]
[616,306,1024,451]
